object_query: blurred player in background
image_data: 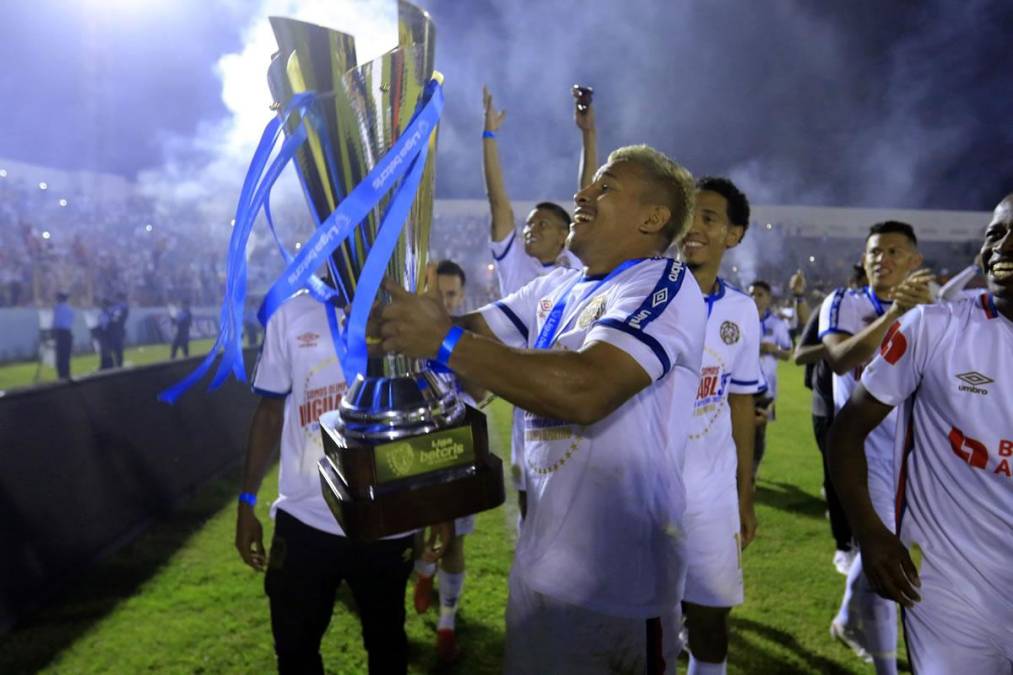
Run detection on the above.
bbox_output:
[819,220,932,673]
[413,260,483,663]
[749,280,791,477]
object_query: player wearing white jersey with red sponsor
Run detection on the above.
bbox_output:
[482,86,579,516]
[818,221,933,674]
[829,194,1013,673]
[674,177,764,675]
[236,292,441,674]
[379,145,704,674]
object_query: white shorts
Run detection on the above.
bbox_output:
[510,406,526,490]
[505,569,662,674]
[682,497,743,607]
[904,557,1013,674]
[453,513,476,536]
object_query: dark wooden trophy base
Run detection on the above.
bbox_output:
[318,405,505,540]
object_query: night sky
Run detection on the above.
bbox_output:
[2,0,1011,211]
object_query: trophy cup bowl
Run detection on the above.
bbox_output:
[268,1,503,540]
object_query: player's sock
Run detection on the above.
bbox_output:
[415,559,436,577]
[834,553,864,628]
[437,570,465,631]
[687,656,727,675]
[856,571,898,675]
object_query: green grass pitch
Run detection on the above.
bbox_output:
[0,360,904,673]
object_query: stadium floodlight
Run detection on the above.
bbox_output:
[766,223,773,230]
[42,231,51,240]
[229,218,236,227]
[295,241,302,250]
[39,182,48,190]
[145,224,153,232]
[0,169,7,178]
[486,263,494,271]
[58,199,68,207]
[809,255,816,263]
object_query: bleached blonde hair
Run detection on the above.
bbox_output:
[607,144,695,245]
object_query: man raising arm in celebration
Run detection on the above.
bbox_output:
[383,145,705,674]
[482,86,578,516]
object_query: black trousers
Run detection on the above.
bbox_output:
[813,414,853,551]
[54,329,72,379]
[265,510,414,675]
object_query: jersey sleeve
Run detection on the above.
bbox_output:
[728,309,766,395]
[859,306,931,407]
[774,318,792,349]
[477,272,555,349]
[585,259,705,382]
[819,288,858,338]
[252,304,292,398]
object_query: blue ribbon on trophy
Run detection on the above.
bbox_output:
[159,76,444,404]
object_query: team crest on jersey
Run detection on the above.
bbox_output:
[578,295,608,328]
[538,298,553,320]
[296,332,320,348]
[720,321,741,345]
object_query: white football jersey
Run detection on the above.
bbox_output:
[758,309,791,401]
[480,257,706,618]
[491,228,580,491]
[819,286,899,467]
[685,279,766,505]
[253,293,349,536]
[491,229,580,296]
[861,293,1013,624]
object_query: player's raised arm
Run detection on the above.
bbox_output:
[481,86,514,243]
[789,269,811,326]
[828,386,921,608]
[573,85,597,191]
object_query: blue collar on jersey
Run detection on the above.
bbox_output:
[533,258,646,349]
[704,278,727,319]
[863,285,892,316]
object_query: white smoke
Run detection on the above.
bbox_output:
[137,0,398,234]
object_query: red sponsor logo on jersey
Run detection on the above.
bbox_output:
[696,366,721,400]
[299,382,346,426]
[879,321,907,365]
[296,332,320,348]
[947,425,1013,478]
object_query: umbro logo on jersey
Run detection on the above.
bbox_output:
[296,332,320,348]
[652,289,669,307]
[956,371,993,395]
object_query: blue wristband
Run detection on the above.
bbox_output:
[238,492,257,507]
[436,326,465,367]
[482,130,496,139]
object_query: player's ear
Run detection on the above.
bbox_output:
[725,224,745,249]
[638,205,670,236]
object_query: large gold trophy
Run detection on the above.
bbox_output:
[267,2,503,540]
